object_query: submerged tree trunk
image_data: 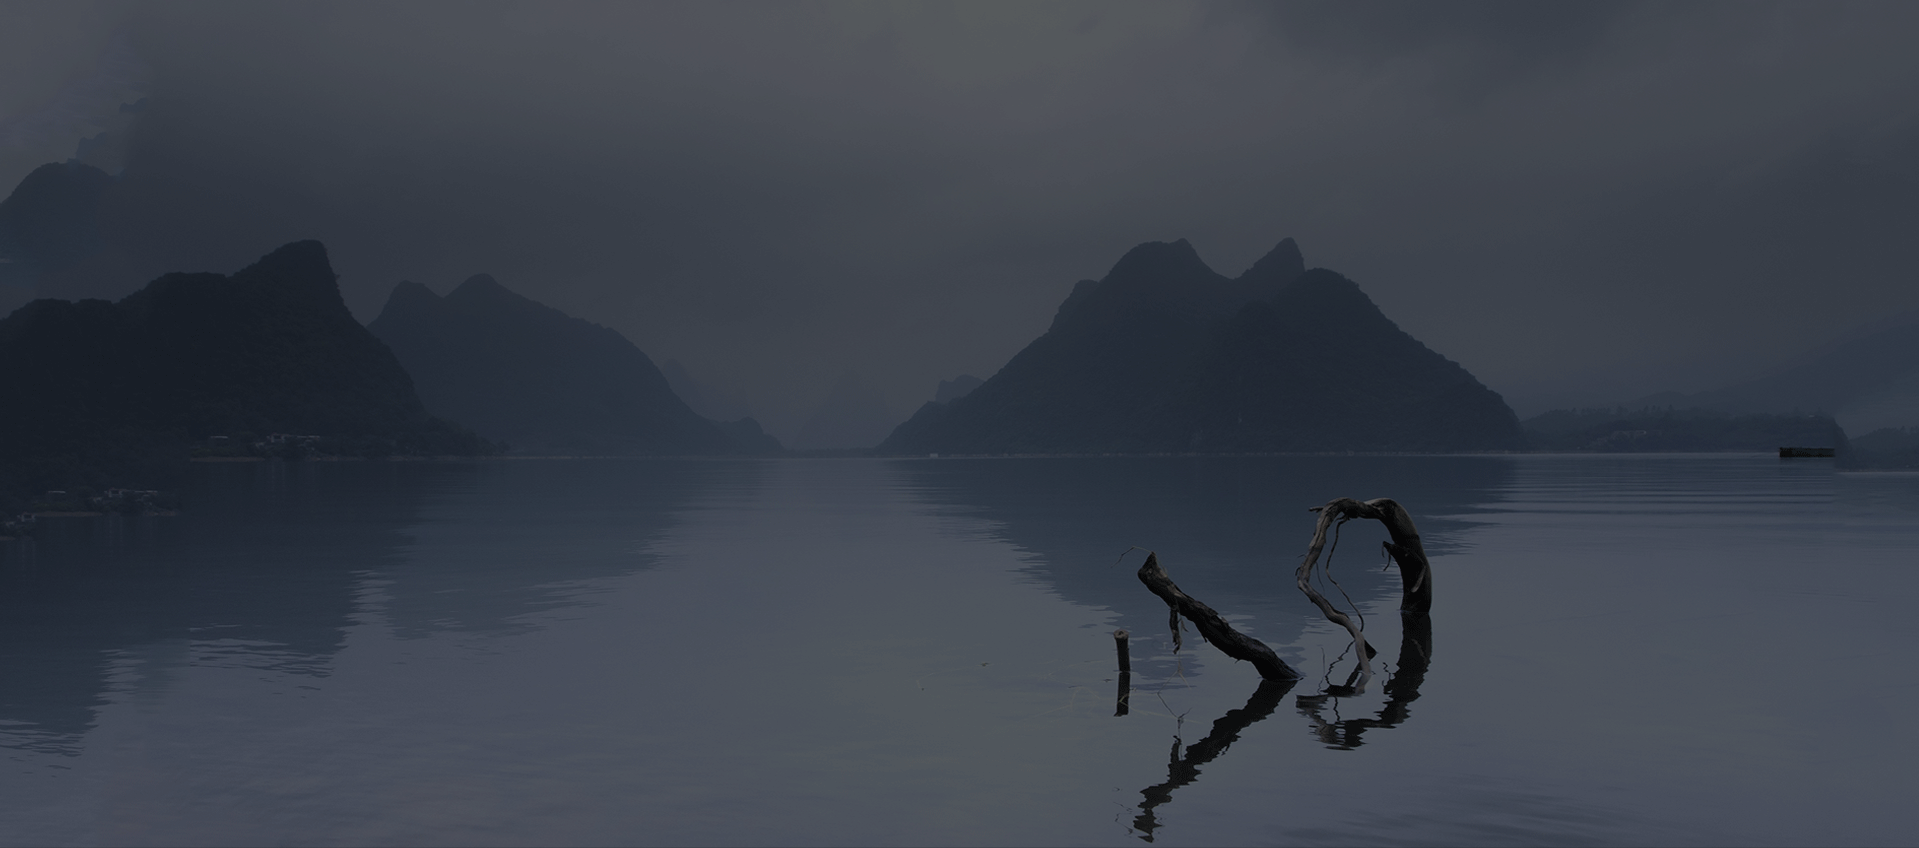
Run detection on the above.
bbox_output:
[1137,553,1299,681]
[1295,497,1437,678]
[1123,499,1431,688]
[1305,497,1433,612]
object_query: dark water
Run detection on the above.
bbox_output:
[2,455,1915,846]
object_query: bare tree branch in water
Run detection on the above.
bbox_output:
[1305,497,1433,613]
[1296,497,1436,680]
[1120,498,1440,838]
[1136,552,1300,681]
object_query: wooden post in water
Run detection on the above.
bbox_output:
[1114,629,1132,716]
[1113,629,1131,673]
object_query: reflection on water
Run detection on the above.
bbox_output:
[899,457,1471,836]
[1295,612,1431,750]
[1131,676,1298,842]
[1,455,1916,846]
[0,459,733,755]
[372,459,742,639]
[1125,567,1436,835]
[0,461,423,752]
[891,455,1509,679]
[1127,616,1434,836]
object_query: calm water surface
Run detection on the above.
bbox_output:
[2,455,1915,846]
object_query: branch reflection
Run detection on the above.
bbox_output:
[1130,676,1298,842]
[1295,613,1432,751]
[1126,614,1434,840]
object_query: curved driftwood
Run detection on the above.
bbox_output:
[1297,497,1436,677]
[1307,497,1433,612]
[1137,553,1299,681]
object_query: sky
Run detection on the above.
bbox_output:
[3,1,1917,445]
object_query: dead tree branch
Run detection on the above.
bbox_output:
[1137,553,1299,681]
[1297,497,1436,678]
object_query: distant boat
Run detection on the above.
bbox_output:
[1779,447,1835,458]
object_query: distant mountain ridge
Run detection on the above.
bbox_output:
[934,375,983,404]
[368,274,777,455]
[0,240,491,508]
[1634,312,1919,433]
[881,238,1525,454]
[0,162,114,290]
[1522,407,1847,453]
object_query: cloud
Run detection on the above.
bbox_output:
[5,0,1917,433]
[0,3,147,184]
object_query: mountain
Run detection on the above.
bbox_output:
[0,240,491,509]
[1523,407,1848,452]
[659,358,756,423]
[0,162,114,290]
[367,274,776,455]
[1846,426,1919,469]
[1634,309,1919,432]
[934,375,983,404]
[879,238,1524,455]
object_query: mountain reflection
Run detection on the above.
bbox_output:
[371,459,740,640]
[890,455,1507,676]
[0,459,726,753]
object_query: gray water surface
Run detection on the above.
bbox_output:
[2,455,1915,845]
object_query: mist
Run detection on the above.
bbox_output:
[5,1,1917,443]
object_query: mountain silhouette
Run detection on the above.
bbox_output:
[367,274,777,455]
[0,162,115,289]
[0,240,491,508]
[1634,309,1919,433]
[659,358,757,423]
[1523,407,1848,452]
[880,238,1524,454]
[933,374,983,404]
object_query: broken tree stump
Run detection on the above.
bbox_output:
[1137,553,1300,681]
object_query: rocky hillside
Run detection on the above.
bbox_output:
[368,274,776,455]
[881,238,1524,454]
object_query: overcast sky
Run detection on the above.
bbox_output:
[4,1,1917,441]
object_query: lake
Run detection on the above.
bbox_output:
[2,454,1915,846]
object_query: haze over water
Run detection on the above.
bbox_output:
[2,454,1914,846]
